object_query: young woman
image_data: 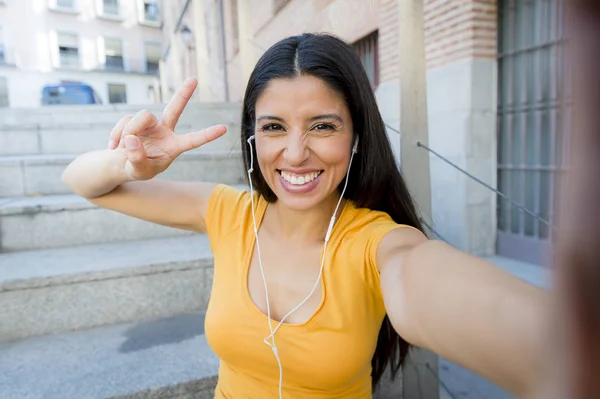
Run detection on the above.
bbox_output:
[62,33,548,398]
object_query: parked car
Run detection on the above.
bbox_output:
[41,82,103,105]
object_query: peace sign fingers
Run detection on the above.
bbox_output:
[160,77,198,131]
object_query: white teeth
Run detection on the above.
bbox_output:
[280,171,321,185]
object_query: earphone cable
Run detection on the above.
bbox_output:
[246,135,357,399]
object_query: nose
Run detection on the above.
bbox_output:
[283,133,309,166]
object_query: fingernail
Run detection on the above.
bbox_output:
[125,135,139,149]
[108,139,116,149]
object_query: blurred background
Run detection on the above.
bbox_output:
[0,1,563,398]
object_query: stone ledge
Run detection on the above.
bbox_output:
[0,235,213,292]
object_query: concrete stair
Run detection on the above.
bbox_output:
[0,151,244,197]
[0,122,241,156]
[0,103,242,398]
[0,236,214,342]
[0,102,242,128]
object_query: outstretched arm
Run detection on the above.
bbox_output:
[377,229,549,397]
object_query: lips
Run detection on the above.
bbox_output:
[276,169,324,194]
[278,170,323,185]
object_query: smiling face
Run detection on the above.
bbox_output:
[254,75,355,211]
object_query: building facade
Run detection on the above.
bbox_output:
[161,0,565,265]
[0,0,163,108]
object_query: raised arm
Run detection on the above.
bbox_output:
[376,229,549,397]
[62,77,227,233]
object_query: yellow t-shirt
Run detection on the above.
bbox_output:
[204,184,411,398]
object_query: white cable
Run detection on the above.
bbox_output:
[246,136,357,399]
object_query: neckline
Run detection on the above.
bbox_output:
[242,192,349,329]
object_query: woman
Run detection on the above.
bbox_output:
[62,33,548,398]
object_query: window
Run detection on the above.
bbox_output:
[496,0,566,263]
[141,0,160,23]
[0,77,8,107]
[49,0,78,12]
[108,83,127,103]
[0,27,5,64]
[56,0,75,8]
[144,42,160,74]
[104,38,124,70]
[102,0,120,16]
[352,31,379,89]
[57,32,79,68]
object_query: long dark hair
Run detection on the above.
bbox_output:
[240,32,425,391]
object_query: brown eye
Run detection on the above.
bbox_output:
[262,123,284,132]
[313,123,335,131]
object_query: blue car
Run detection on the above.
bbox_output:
[41,82,103,105]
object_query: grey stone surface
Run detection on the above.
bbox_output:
[112,377,219,399]
[0,235,214,341]
[0,312,220,399]
[0,102,242,128]
[374,79,402,167]
[0,128,39,156]
[0,197,193,251]
[0,123,241,156]
[0,151,244,197]
[0,102,243,156]
[426,59,498,256]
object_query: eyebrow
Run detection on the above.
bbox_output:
[256,114,343,123]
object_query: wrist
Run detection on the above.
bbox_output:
[108,148,138,184]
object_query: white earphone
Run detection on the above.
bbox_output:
[246,134,358,398]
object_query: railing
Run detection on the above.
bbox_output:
[104,55,124,71]
[384,123,557,243]
[59,52,80,68]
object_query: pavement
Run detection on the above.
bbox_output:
[0,313,220,399]
[438,255,553,399]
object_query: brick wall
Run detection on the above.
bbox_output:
[424,0,497,69]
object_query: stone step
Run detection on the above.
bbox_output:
[0,102,241,127]
[0,311,219,399]
[0,194,192,251]
[0,236,214,342]
[0,151,245,197]
[0,121,242,156]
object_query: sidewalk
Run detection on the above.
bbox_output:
[438,255,553,399]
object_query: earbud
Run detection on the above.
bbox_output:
[352,136,359,154]
[247,135,255,173]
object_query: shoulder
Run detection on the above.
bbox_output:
[205,184,262,249]
[337,202,427,272]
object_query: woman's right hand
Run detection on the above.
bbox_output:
[108,76,227,181]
